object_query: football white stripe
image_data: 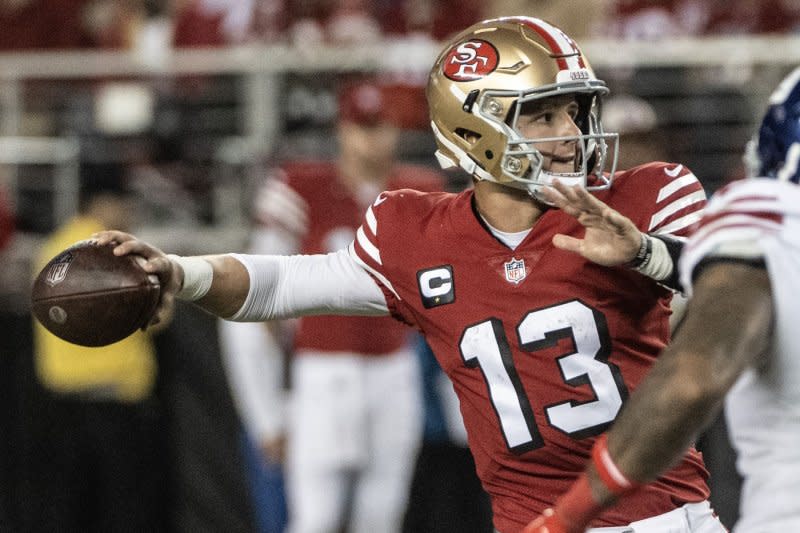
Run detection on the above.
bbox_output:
[348,242,399,299]
[656,173,698,202]
[649,190,706,230]
[356,226,381,265]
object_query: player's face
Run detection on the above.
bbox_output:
[338,120,399,170]
[515,95,582,174]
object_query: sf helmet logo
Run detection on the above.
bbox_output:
[443,40,499,81]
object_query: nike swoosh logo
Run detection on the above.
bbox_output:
[664,164,683,178]
[373,194,388,206]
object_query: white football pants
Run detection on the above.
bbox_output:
[286,347,423,533]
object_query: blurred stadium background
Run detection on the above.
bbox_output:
[1,1,799,531]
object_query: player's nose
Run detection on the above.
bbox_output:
[556,111,581,138]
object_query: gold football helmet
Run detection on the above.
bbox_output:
[426,16,619,201]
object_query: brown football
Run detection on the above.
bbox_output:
[31,240,160,347]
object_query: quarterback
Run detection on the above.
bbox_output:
[94,17,726,533]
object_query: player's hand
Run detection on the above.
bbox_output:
[92,230,181,328]
[522,509,573,533]
[542,181,642,267]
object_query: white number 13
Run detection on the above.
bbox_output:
[459,300,628,454]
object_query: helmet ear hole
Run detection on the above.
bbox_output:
[485,150,494,160]
[455,128,482,144]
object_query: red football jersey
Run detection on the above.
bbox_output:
[351,162,710,532]
[262,160,443,355]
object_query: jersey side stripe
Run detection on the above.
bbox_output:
[356,226,382,265]
[348,241,399,299]
[365,206,378,235]
[649,190,706,230]
[656,173,700,203]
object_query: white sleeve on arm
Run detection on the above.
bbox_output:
[229,248,390,321]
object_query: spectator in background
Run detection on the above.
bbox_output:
[606,0,800,39]
[221,78,442,533]
[0,0,150,50]
[0,0,93,50]
[173,0,291,46]
[23,164,167,532]
[484,0,611,40]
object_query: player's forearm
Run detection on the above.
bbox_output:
[603,348,724,486]
[600,262,774,488]
[181,254,250,318]
[167,255,250,318]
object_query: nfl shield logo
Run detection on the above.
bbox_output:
[45,252,73,287]
[504,257,526,284]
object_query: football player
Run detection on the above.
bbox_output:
[221,78,442,533]
[94,17,727,533]
[524,66,800,533]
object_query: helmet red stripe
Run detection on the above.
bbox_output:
[505,17,584,70]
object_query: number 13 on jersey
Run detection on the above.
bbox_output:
[459,299,628,454]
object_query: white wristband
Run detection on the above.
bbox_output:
[633,236,673,281]
[167,254,213,301]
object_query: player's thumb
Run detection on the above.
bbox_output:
[552,234,582,255]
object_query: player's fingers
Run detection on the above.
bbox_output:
[112,238,165,262]
[147,288,175,329]
[603,206,638,234]
[542,185,585,218]
[91,230,132,246]
[565,183,606,213]
[540,184,568,206]
[141,254,172,275]
[551,181,594,215]
[552,233,583,254]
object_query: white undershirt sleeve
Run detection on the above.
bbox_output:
[229,248,390,322]
[218,319,286,442]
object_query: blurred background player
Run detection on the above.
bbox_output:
[220,78,444,533]
[524,65,800,533]
[23,163,167,532]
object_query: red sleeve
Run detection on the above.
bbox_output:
[612,162,707,238]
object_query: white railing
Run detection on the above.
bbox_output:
[1,35,799,80]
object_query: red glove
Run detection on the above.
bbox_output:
[521,508,570,533]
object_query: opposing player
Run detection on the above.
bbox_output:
[524,66,800,533]
[93,17,726,532]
